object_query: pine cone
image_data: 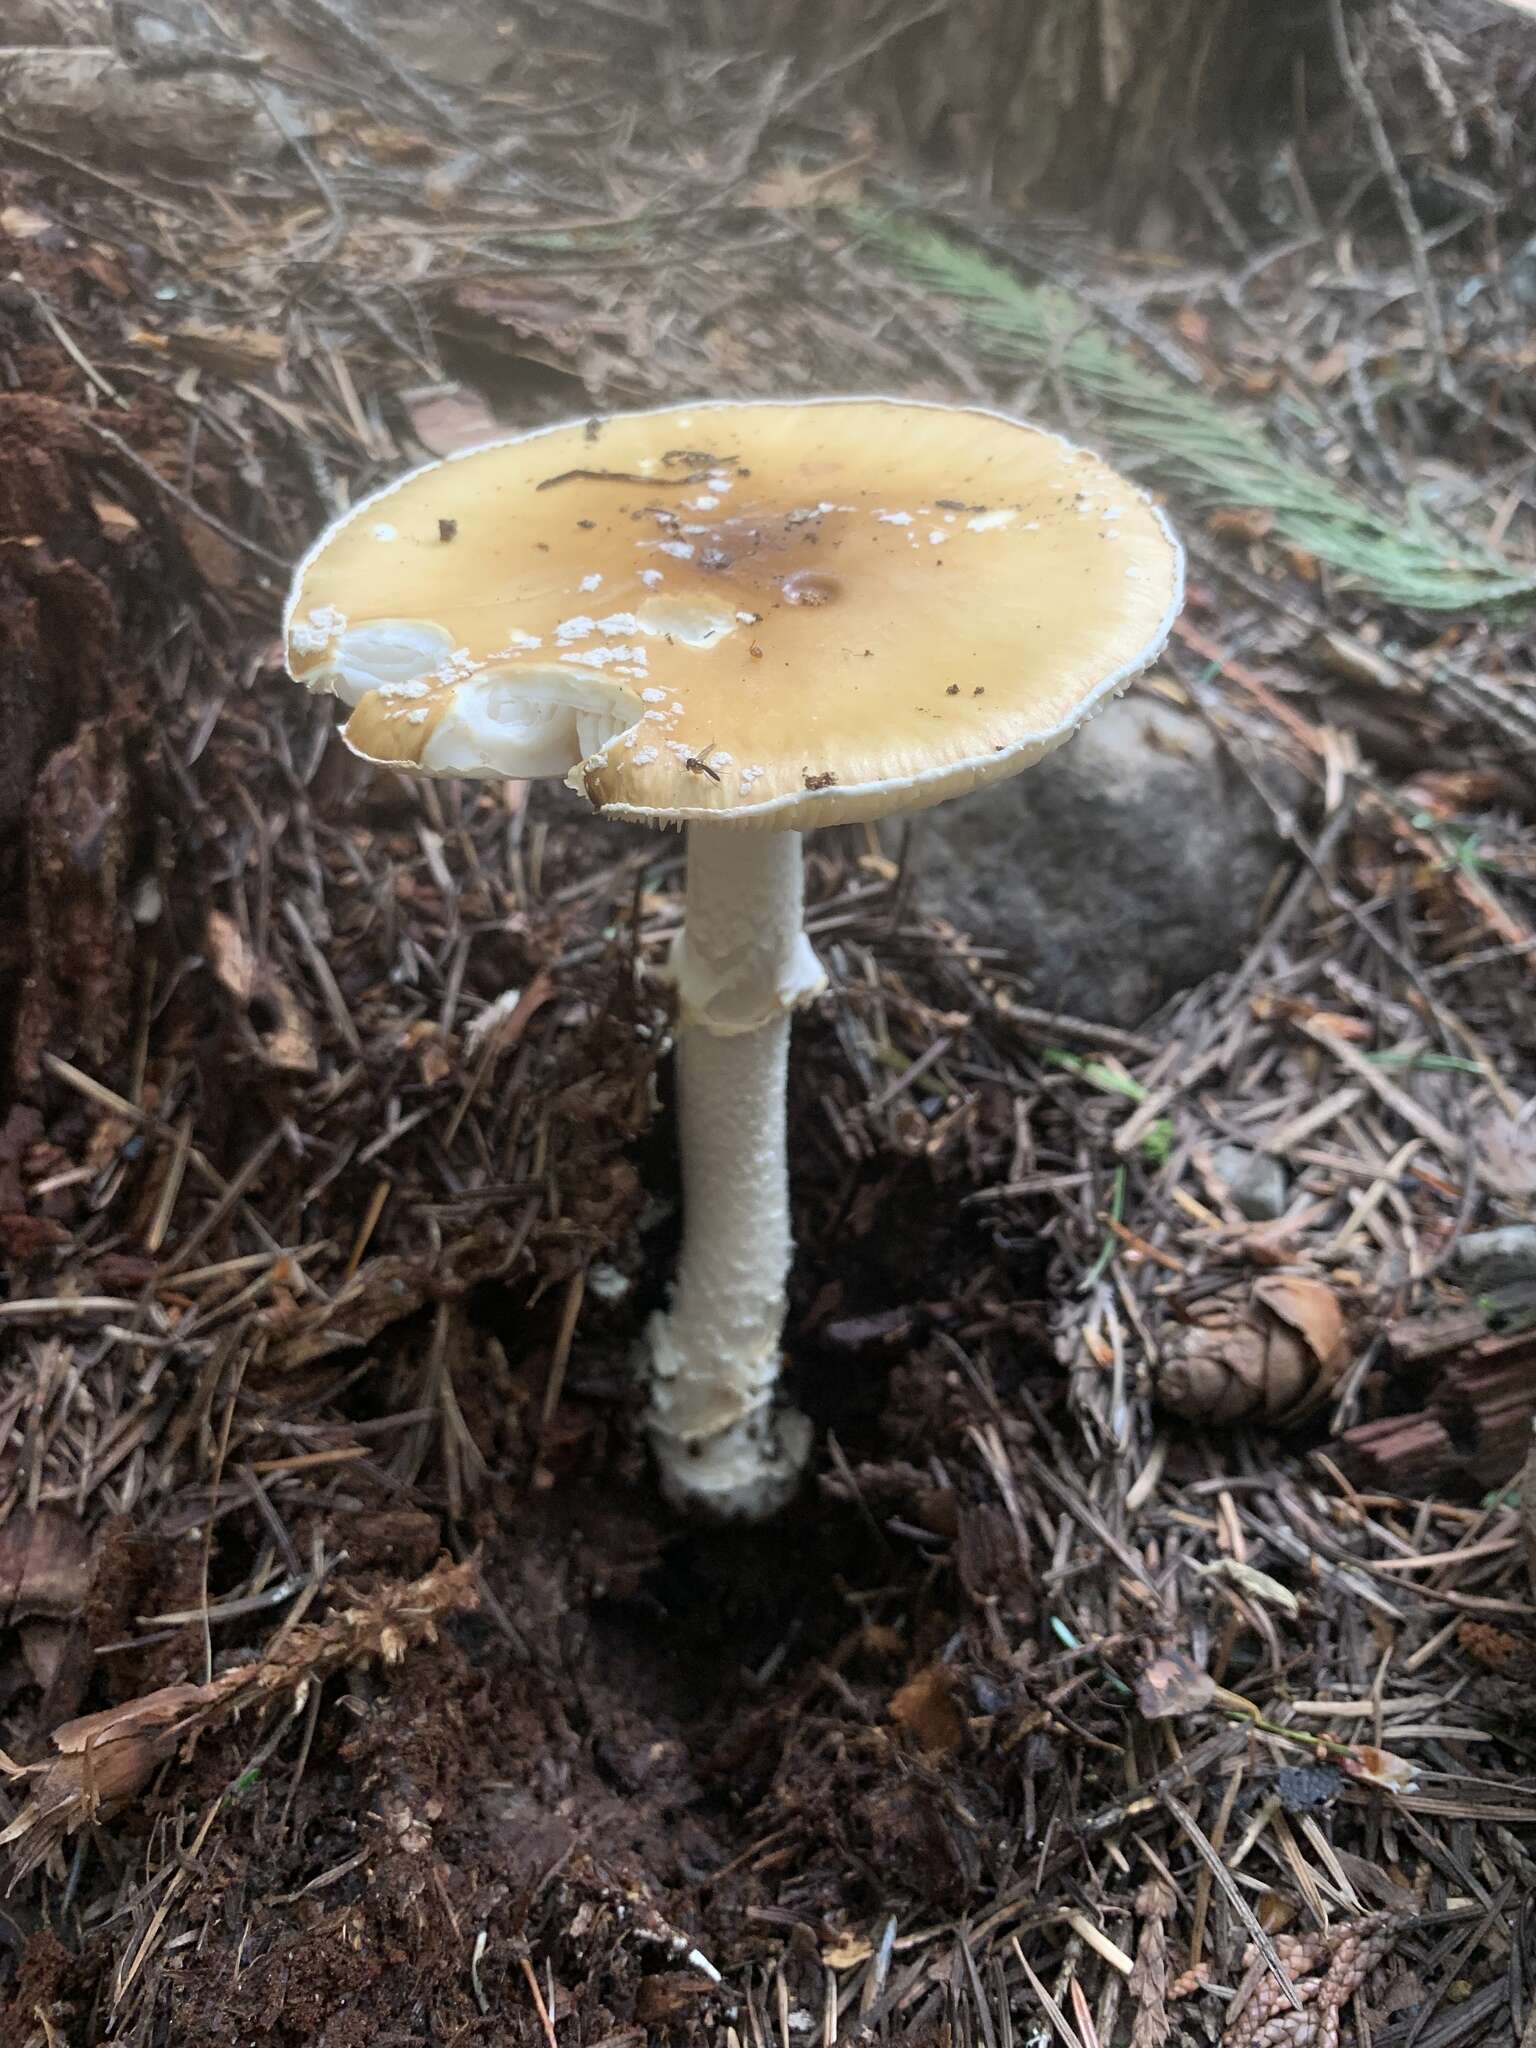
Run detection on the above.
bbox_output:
[1223,1918,1399,2048]
[1157,1276,1349,1424]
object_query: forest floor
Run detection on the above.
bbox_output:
[2,5,1536,2046]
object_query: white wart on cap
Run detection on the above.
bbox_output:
[284,398,1183,827]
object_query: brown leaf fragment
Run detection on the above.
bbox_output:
[635,1972,717,2022]
[1206,506,1275,543]
[0,205,55,241]
[0,1212,70,1260]
[1466,1616,1536,1676]
[402,384,502,458]
[1308,344,1352,387]
[740,157,867,210]
[1135,1647,1215,1721]
[351,122,438,166]
[19,1618,74,1695]
[888,1663,964,1755]
[48,1682,214,1759]
[1340,1744,1419,1794]
[1281,544,1320,582]
[404,1019,452,1087]
[88,496,140,540]
[1252,1275,1348,1379]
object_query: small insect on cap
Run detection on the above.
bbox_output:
[285,397,1183,830]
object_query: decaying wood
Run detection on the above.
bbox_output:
[0,1555,478,1878]
[0,395,151,1086]
[1341,1325,1536,1490]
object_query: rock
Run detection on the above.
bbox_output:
[1452,1226,1536,1292]
[904,691,1293,1026]
[1211,1142,1289,1222]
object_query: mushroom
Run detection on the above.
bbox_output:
[284,397,1184,1517]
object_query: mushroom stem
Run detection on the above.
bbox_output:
[645,823,826,1517]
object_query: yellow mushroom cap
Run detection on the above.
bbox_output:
[284,397,1183,830]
